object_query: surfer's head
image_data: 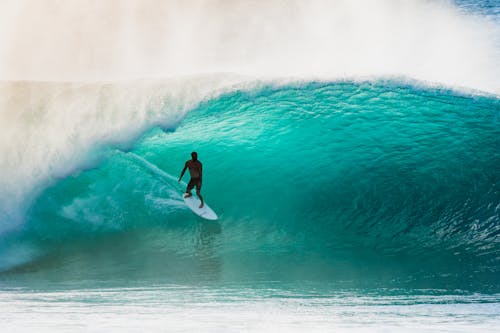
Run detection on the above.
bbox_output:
[191,151,198,161]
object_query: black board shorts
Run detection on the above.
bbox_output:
[187,177,202,192]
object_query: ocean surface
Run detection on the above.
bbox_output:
[0,0,499,332]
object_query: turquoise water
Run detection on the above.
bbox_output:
[1,1,499,330]
[2,82,498,294]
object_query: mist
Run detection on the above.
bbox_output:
[0,0,498,92]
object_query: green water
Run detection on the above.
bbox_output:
[0,81,497,293]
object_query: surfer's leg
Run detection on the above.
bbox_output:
[185,179,194,197]
[197,190,204,208]
[196,181,204,208]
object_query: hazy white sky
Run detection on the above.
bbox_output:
[0,0,498,92]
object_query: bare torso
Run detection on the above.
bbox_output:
[186,160,202,178]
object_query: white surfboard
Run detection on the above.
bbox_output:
[183,194,218,220]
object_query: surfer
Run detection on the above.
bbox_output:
[178,152,204,208]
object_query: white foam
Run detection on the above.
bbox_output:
[0,0,498,93]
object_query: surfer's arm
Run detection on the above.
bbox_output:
[178,163,188,182]
[199,163,203,181]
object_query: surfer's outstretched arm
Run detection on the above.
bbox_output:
[178,162,188,182]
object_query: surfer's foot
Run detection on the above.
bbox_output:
[184,193,192,198]
[199,202,204,209]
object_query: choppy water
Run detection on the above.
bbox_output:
[1,286,499,333]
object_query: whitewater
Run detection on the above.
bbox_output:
[0,0,499,332]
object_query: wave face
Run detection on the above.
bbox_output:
[2,82,498,291]
[0,1,499,291]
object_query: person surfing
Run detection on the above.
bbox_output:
[178,151,204,208]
